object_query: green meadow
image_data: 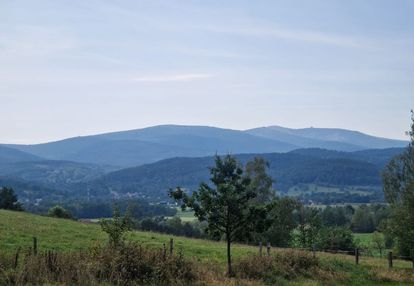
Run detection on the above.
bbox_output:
[1,209,414,285]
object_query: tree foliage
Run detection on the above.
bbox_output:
[48,205,73,219]
[169,155,268,276]
[0,187,23,211]
[371,231,385,257]
[263,197,300,247]
[317,226,355,251]
[382,111,414,255]
[351,205,375,233]
[245,157,275,204]
[294,206,322,248]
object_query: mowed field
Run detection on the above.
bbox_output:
[1,209,414,285]
[354,233,376,246]
[167,207,197,222]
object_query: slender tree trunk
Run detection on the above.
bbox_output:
[227,236,232,276]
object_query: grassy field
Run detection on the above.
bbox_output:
[1,209,414,285]
[0,209,254,263]
[354,232,375,246]
[170,207,197,222]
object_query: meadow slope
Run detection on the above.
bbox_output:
[1,210,414,285]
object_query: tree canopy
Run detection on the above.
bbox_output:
[382,111,414,255]
[48,205,73,219]
[0,187,23,211]
[169,155,268,276]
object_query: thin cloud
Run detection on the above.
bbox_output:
[132,73,213,82]
[200,25,366,48]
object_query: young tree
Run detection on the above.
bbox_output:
[264,197,300,247]
[245,157,275,204]
[371,231,385,257]
[382,111,414,256]
[100,205,131,248]
[0,187,23,211]
[295,206,321,248]
[169,155,267,276]
[351,205,375,233]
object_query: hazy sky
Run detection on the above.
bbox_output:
[1,0,413,144]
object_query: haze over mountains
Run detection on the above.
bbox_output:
[3,125,407,167]
[0,124,407,204]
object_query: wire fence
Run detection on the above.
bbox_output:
[254,242,414,269]
[10,236,414,270]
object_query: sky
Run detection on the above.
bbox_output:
[1,0,413,144]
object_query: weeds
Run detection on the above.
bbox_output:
[1,244,414,285]
[0,243,195,285]
[234,250,349,285]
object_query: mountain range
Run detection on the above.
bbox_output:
[3,125,407,167]
[0,125,407,205]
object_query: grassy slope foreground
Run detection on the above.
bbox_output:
[1,210,414,285]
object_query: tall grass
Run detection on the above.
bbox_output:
[0,243,195,285]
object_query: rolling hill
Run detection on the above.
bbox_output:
[0,145,44,164]
[0,160,114,192]
[3,125,407,167]
[88,148,404,201]
[0,146,404,204]
[246,126,407,150]
[0,176,66,203]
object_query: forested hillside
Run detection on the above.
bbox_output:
[89,148,403,202]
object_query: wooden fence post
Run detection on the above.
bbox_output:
[266,242,271,256]
[179,247,183,260]
[33,237,38,256]
[355,248,359,265]
[312,244,316,259]
[388,251,393,268]
[411,250,414,269]
[259,241,262,257]
[169,238,174,256]
[163,243,166,260]
[14,247,20,269]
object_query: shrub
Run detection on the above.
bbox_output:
[234,250,320,282]
[0,187,23,211]
[48,205,73,219]
[317,226,355,251]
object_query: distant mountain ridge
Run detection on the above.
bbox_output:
[0,146,44,164]
[2,124,407,167]
[246,126,406,150]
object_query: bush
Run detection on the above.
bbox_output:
[234,250,319,281]
[48,205,73,219]
[0,187,23,211]
[317,226,355,251]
